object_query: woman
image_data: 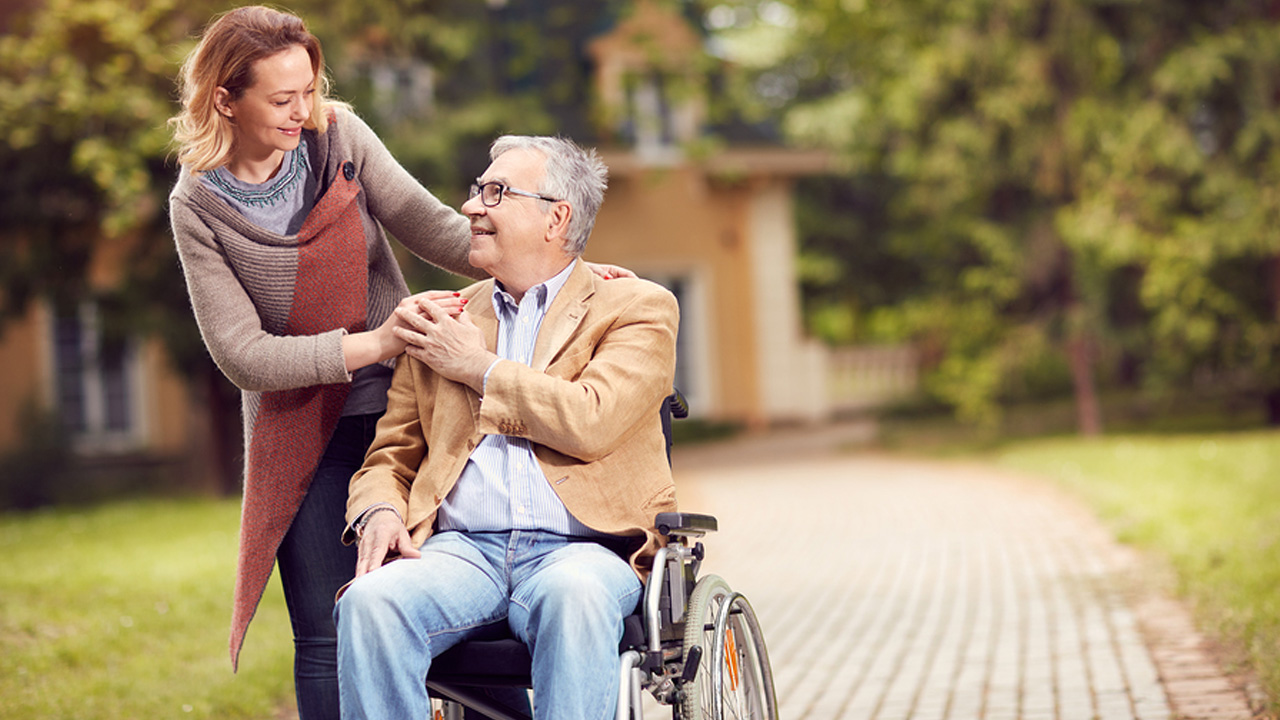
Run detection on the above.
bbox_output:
[168,7,625,717]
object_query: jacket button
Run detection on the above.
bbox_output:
[343,161,355,180]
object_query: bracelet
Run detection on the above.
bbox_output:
[354,505,398,537]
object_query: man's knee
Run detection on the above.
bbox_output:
[334,572,401,637]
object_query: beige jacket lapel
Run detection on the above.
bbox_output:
[531,261,594,373]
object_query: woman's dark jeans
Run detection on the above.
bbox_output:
[276,412,530,720]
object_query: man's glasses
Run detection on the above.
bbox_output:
[469,181,561,207]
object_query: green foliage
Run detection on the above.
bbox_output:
[0,0,178,238]
[713,0,1280,427]
[998,431,1280,712]
[0,499,294,719]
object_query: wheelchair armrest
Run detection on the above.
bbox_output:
[655,512,717,538]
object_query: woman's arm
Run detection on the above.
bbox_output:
[172,196,466,390]
[341,110,481,280]
[170,198,351,392]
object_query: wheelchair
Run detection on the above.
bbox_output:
[424,394,778,720]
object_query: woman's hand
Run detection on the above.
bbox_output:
[342,290,466,372]
[585,262,637,280]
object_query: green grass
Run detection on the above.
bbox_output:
[0,499,295,720]
[994,430,1280,709]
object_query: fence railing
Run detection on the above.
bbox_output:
[827,344,920,413]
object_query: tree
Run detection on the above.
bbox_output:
[711,0,1280,430]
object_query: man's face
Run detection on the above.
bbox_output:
[461,148,552,279]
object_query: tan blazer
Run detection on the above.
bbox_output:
[346,261,680,578]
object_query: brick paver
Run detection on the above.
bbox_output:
[664,425,1259,720]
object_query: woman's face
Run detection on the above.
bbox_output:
[218,44,315,163]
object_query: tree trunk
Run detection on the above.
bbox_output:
[1266,388,1280,427]
[1270,256,1280,425]
[1067,333,1103,436]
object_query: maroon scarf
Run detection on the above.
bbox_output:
[230,165,367,669]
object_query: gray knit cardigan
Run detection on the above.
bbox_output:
[169,108,481,667]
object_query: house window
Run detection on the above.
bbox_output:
[623,70,677,154]
[648,271,712,417]
[52,302,142,452]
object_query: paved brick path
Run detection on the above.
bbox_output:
[663,423,1260,720]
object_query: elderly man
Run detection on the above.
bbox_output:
[334,135,680,719]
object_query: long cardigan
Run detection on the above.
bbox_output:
[169,108,481,668]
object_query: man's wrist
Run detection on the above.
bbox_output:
[353,504,400,537]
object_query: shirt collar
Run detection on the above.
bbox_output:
[491,259,577,316]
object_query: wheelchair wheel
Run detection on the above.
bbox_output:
[680,575,777,719]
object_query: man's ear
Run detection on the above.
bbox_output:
[214,87,234,119]
[544,201,573,243]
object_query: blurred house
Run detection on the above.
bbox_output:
[579,1,919,426]
[0,234,227,502]
[582,1,831,426]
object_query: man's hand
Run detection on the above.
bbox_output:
[355,511,422,578]
[393,297,497,393]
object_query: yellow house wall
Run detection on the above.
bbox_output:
[586,166,765,425]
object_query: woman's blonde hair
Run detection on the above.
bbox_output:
[169,5,349,172]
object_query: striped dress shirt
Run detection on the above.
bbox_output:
[435,260,604,538]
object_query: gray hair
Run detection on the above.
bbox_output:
[489,135,609,255]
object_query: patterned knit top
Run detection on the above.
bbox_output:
[200,137,317,235]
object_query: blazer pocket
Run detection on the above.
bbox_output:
[545,345,593,375]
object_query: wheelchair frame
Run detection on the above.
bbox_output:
[426,512,777,720]
[423,392,777,719]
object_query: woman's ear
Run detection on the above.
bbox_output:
[214,87,234,119]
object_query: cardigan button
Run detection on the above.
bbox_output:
[342,161,355,180]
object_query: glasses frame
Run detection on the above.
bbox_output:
[469,181,561,208]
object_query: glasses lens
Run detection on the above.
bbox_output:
[483,183,504,206]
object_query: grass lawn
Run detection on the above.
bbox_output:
[0,498,296,719]
[994,430,1280,710]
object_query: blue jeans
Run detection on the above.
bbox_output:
[276,414,376,720]
[335,530,643,720]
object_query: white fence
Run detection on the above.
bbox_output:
[827,344,920,413]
